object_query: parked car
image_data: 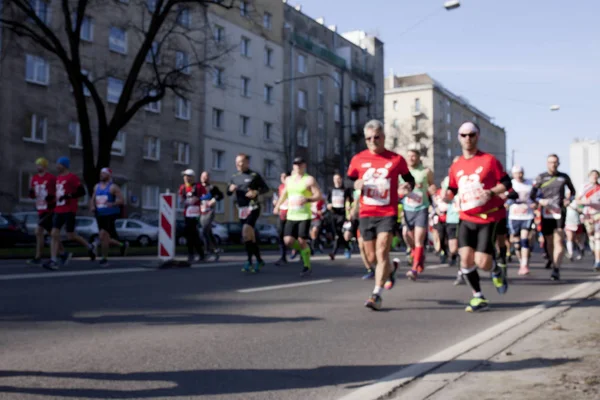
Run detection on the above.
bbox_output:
[175,220,230,246]
[115,219,158,247]
[256,223,279,244]
[13,213,99,245]
[0,213,35,247]
[221,222,243,244]
[12,211,38,236]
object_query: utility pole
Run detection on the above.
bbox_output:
[511,149,515,167]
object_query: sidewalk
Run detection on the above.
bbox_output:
[398,293,600,400]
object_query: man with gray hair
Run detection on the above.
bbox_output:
[347,119,415,310]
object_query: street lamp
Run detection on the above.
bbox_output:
[444,0,460,10]
[550,105,560,111]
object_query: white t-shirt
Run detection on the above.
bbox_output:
[508,179,534,221]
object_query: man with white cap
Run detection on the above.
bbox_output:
[90,167,128,266]
[178,169,206,263]
[505,165,534,275]
[446,122,512,312]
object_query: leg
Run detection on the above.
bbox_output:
[518,224,531,275]
[50,228,60,261]
[553,229,565,268]
[184,218,196,260]
[35,225,45,260]
[101,230,110,259]
[565,229,574,259]
[375,232,393,289]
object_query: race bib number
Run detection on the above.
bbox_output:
[34,184,48,211]
[56,183,66,207]
[238,206,252,219]
[332,193,345,208]
[458,187,486,212]
[288,195,305,211]
[96,195,108,209]
[542,205,562,220]
[186,205,200,218]
[363,168,390,206]
[437,200,448,213]
[36,198,48,211]
[510,203,531,219]
[405,191,423,207]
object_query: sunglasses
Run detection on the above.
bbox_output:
[459,133,477,138]
[365,135,381,142]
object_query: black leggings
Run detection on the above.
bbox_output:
[200,213,217,252]
[331,214,349,254]
[184,217,204,258]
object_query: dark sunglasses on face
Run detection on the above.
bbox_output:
[459,133,477,138]
[365,135,381,142]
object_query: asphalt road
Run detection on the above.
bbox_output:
[0,250,598,400]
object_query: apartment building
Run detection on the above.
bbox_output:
[203,0,285,225]
[385,73,507,184]
[282,3,384,191]
[570,139,600,192]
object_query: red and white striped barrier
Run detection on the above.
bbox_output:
[158,192,176,261]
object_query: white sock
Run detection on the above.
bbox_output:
[373,286,383,296]
[566,241,573,257]
[474,291,483,298]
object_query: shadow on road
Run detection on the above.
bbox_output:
[404,296,595,311]
[0,357,580,398]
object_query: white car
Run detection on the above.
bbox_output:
[176,221,230,246]
[115,219,158,247]
[13,212,99,244]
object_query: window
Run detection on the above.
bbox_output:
[142,185,159,209]
[240,36,251,57]
[18,171,34,201]
[25,114,47,143]
[145,41,159,63]
[351,79,357,101]
[334,71,341,88]
[111,131,126,156]
[351,110,357,131]
[264,85,273,104]
[393,100,398,111]
[177,7,190,28]
[175,96,190,120]
[297,54,306,73]
[263,197,274,215]
[298,90,307,110]
[318,142,325,161]
[297,126,308,147]
[241,76,250,97]
[264,47,273,67]
[393,138,398,148]
[447,130,451,142]
[366,87,372,102]
[317,77,324,107]
[25,55,49,85]
[107,77,123,104]
[415,98,421,112]
[240,115,250,136]
[263,12,272,29]
[30,0,49,24]
[334,103,340,122]
[240,1,249,16]
[446,112,451,124]
[174,141,190,164]
[176,51,190,74]
[392,119,399,128]
[213,67,224,87]
[263,122,272,141]
[212,149,224,170]
[212,108,223,129]
[264,159,275,178]
[214,25,224,43]
[72,15,94,42]
[109,27,127,54]
[69,121,82,148]
[80,69,91,96]
[144,89,161,113]
[143,136,160,160]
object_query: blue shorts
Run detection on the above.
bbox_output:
[508,219,533,236]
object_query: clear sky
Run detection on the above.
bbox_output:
[289,0,600,178]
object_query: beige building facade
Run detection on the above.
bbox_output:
[385,74,507,184]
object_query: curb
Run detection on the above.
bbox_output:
[337,276,600,400]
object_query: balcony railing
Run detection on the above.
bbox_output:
[292,33,346,70]
[350,93,370,109]
[351,66,375,84]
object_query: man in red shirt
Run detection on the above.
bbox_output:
[178,169,207,264]
[347,119,415,310]
[43,157,96,271]
[447,122,512,312]
[27,158,68,265]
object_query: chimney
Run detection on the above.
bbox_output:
[328,24,337,32]
[295,5,302,11]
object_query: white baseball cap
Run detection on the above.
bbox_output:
[511,165,524,174]
[181,169,195,176]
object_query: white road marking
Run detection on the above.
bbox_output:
[237,279,334,293]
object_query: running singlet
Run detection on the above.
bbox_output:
[95,182,120,216]
[531,171,575,220]
[31,173,56,214]
[179,183,206,218]
[581,183,600,220]
[328,187,352,216]
[565,205,581,230]
[508,179,534,221]
[55,173,81,214]
[347,149,410,218]
[448,151,507,224]
[401,165,430,212]
[286,174,312,221]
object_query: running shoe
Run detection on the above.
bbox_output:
[491,265,508,294]
[453,271,464,286]
[42,260,59,271]
[344,249,351,259]
[88,244,97,261]
[593,262,600,272]
[550,268,560,281]
[439,252,447,265]
[241,261,251,273]
[274,257,287,266]
[518,266,530,276]
[393,257,400,270]
[300,266,312,277]
[545,259,552,269]
[290,251,298,260]
[362,269,375,280]
[465,296,489,313]
[329,253,335,261]
[406,269,418,281]
[449,256,457,267]
[251,260,264,273]
[211,251,220,262]
[575,253,583,261]
[27,258,42,266]
[364,294,382,311]
[99,259,109,267]
[120,241,129,257]
[59,252,73,266]
[384,259,400,290]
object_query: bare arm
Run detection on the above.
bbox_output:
[273,180,289,212]
[426,168,437,196]
[307,177,322,202]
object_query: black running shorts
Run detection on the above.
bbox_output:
[359,216,396,242]
[457,220,498,255]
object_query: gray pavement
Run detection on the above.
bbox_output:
[0,251,599,399]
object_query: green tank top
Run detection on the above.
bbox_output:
[286,174,312,221]
[402,165,430,212]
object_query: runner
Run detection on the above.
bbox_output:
[327,174,354,260]
[273,157,322,277]
[446,122,511,312]
[400,149,436,281]
[529,154,576,281]
[506,165,534,276]
[199,171,224,260]
[274,172,289,265]
[43,157,96,271]
[227,153,270,273]
[347,119,415,310]
[494,192,510,272]
[578,169,600,270]
[310,196,326,254]
[178,169,206,264]
[564,201,584,261]
[89,168,128,266]
[27,158,69,266]
[347,188,377,279]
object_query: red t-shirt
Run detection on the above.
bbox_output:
[30,173,56,214]
[448,151,507,224]
[55,173,81,214]
[179,183,207,218]
[347,149,410,218]
[311,200,325,220]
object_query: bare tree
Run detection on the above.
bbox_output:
[1,0,236,192]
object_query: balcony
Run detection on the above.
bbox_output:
[351,66,375,85]
[412,105,424,117]
[350,93,370,109]
[292,33,346,70]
